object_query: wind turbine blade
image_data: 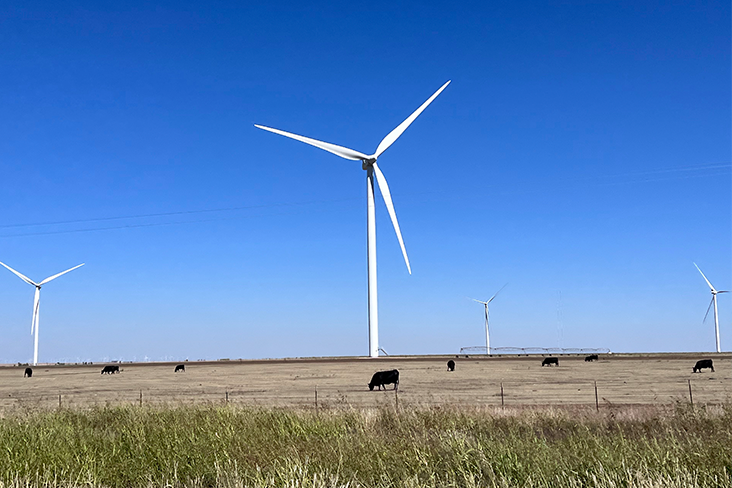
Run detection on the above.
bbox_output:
[39,263,84,285]
[31,287,40,334]
[255,125,369,161]
[694,263,717,292]
[373,80,451,159]
[487,283,509,304]
[703,297,714,323]
[469,297,489,305]
[717,290,730,293]
[372,163,410,274]
[0,261,38,286]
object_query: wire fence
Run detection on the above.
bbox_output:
[2,378,729,412]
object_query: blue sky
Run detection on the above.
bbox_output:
[0,0,729,363]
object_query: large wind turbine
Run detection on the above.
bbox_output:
[470,284,508,354]
[694,263,727,353]
[256,81,450,358]
[0,261,84,365]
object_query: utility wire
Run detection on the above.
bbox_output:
[0,196,360,230]
[1,162,728,239]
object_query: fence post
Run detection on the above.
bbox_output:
[395,388,399,409]
[58,394,61,409]
[139,390,142,407]
[688,379,693,406]
[500,383,505,408]
[594,381,599,412]
[315,386,318,414]
[226,390,229,404]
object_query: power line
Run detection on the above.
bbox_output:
[1,162,728,239]
[0,196,360,230]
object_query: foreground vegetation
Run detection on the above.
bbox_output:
[0,403,730,487]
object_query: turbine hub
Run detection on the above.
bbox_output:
[362,158,376,170]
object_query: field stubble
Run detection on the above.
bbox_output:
[0,353,729,410]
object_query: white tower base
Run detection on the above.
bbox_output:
[367,167,379,358]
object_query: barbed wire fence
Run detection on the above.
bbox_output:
[2,377,728,412]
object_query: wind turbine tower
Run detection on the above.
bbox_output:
[0,261,84,365]
[470,284,508,354]
[256,81,450,358]
[694,262,727,353]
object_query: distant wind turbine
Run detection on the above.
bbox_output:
[693,262,727,353]
[256,81,450,358]
[470,283,508,354]
[0,261,84,365]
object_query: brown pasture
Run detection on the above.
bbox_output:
[0,353,729,411]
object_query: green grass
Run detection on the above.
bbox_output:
[0,403,730,487]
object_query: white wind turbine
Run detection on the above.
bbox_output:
[256,81,450,358]
[470,284,508,354]
[694,263,727,353]
[0,261,84,365]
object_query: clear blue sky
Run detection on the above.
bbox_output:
[0,0,729,363]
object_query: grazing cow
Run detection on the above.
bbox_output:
[447,360,455,372]
[24,367,32,378]
[101,365,120,374]
[692,359,714,373]
[174,364,185,373]
[585,354,599,362]
[368,369,399,391]
[542,357,559,367]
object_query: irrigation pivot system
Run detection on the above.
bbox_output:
[256,81,450,357]
[0,261,84,365]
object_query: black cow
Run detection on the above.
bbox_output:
[693,359,714,373]
[24,367,32,378]
[447,360,455,372]
[585,354,599,362]
[101,365,120,374]
[542,357,559,367]
[174,364,185,373]
[368,369,399,391]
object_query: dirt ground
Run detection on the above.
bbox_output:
[0,353,729,411]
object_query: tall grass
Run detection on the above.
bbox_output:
[0,403,730,487]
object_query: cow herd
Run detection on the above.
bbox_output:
[19,362,186,377]
[18,357,718,391]
[368,356,718,392]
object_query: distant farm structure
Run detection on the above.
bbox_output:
[460,346,611,355]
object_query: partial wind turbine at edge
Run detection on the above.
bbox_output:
[0,261,84,365]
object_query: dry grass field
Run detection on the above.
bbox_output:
[0,352,730,411]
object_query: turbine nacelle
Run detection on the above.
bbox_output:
[362,158,377,170]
